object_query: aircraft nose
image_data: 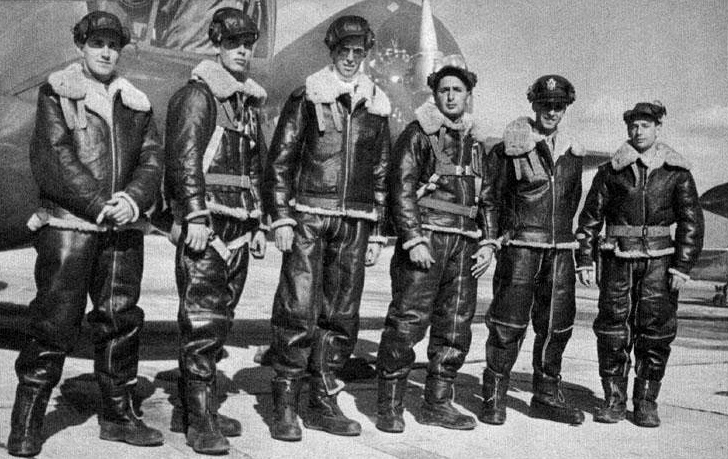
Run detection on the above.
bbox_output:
[700,182,728,219]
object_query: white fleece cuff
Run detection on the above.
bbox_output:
[369,235,388,245]
[270,217,297,230]
[479,238,501,250]
[668,268,691,282]
[402,236,428,251]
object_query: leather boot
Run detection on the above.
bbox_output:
[529,372,585,425]
[210,375,241,437]
[7,384,51,457]
[184,380,230,454]
[303,378,361,436]
[419,376,476,430]
[270,377,303,441]
[633,377,661,427]
[172,375,242,437]
[375,377,407,433]
[594,377,628,423]
[478,368,509,425]
[97,378,164,447]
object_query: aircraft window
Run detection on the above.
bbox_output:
[87,0,273,57]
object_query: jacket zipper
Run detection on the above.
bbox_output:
[110,93,118,194]
[341,104,352,212]
[550,173,556,245]
[108,92,118,373]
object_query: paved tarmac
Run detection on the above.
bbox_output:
[0,236,726,458]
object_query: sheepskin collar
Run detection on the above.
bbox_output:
[502,117,585,158]
[48,62,150,112]
[191,60,267,105]
[612,141,690,171]
[305,65,391,116]
[414,99,487,142]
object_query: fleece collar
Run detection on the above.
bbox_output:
[305,65,391,116]
[191,60,267,105]
[414,99,487,142]
[612,141,691,171]
[48,62,150,112]
[502,117,585,158]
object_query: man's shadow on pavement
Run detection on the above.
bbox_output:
[345,338,603,426]
[5,316,278,446]
[451,370,603,420]
[41,372,161,443]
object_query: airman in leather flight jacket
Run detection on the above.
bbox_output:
[29,62,162,230]
[264,65,390,239]
[576,141,704,278]
[164,59,267,236]
[484,117,586,249]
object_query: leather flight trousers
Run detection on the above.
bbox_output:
[176,225,250,383]
[485,246,576,378]
[377,232,477,381]
[594,253,676,381]
[270,213,370,386]
[10,227,147,455]
[17,227,146,389]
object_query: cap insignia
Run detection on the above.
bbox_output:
[546,78,557,91]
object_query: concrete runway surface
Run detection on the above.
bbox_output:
[0,236,726,458]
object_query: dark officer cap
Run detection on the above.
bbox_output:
[527,74,575,105]
[209,7,259,45]
[623,101,667,124]
[427,54,478,91]
[72,11,131,48]
[324,15,375,51]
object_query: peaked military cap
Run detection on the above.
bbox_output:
[527,74,575,105]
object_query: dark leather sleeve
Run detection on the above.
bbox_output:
[372,117,391,237]
[389,123,427,244]
[30,83,108,220]
[250,109,268,228]
[264,88,305,224]
[477,142,501,243]
[123,110,163,213]
[672,170,704,274]
[576,165,609,267]
[164,82,216,221]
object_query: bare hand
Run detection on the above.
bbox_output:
[409,243,435,270]
[365,242,383,266]
[185,223,210,252]
[274,225,294,253]
[103,196,134,225]
[470,246,494,278]
[578,269,594,287]
[670,273,687,291]
[251,230,267,259]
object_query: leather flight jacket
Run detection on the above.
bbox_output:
[390,101,497,249]
[264,66,391,236]
[484,118,585,249]
[164,60,268,237]
[30,63,162,228]
[577,142,704,276]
